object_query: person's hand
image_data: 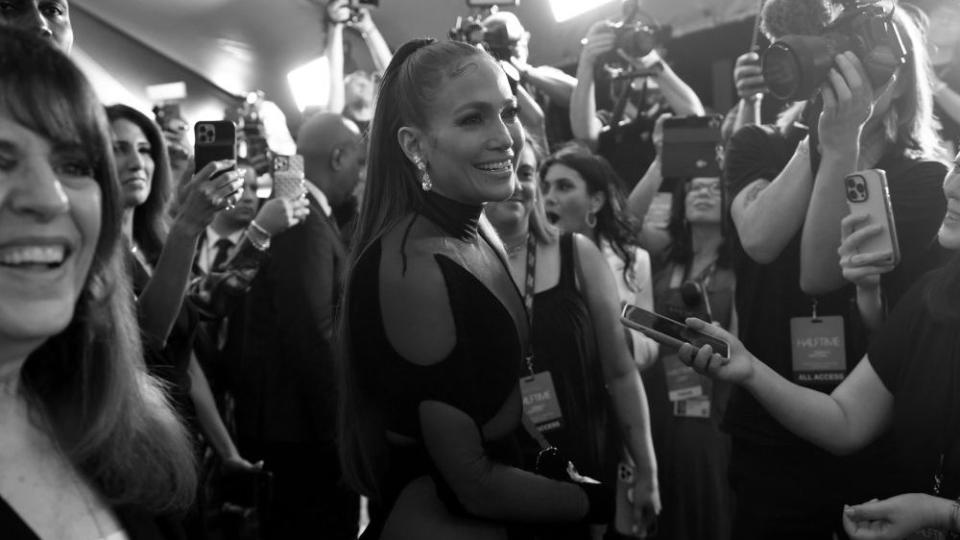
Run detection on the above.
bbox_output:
[346,4,376,34]
[629,471,661,538]
[676,318,755,384]
[174,160,243,235]
[221,454,264,474]
[838,213,896,290]
[843,494,950,539]
[327,0,351,24]
[651,113,672,156]
[817,52,882,152]
[253,196,310,237]
[734,51,768,101]
[579,21,616,67]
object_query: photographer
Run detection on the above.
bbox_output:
[721,1,947,537]
[482,10,578,144]
[324,0,392,132]
[570,10,704,189]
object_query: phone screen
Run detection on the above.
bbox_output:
[621,305,729,357]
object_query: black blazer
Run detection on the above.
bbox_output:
[237,193,346,445]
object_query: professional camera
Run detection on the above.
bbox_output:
[448,8,522,62]
[761,0,907,101]
[600,0,671,68]
[327,0,379,25]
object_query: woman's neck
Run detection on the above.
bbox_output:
[0,359,24,401]
[418,190,482,242]
[690,223,722,261]
[498,220,530,252]
[122,208,135,246]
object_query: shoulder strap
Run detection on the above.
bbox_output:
[558,233,576,287]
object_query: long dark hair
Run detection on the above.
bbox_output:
[337,38,489,498]
[539,145,641,288]
[105,104,173,265]
[1,27,196,512]
[666,178,732,269]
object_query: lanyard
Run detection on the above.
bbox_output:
[522,232,538,376]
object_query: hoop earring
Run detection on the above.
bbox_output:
[585,211,597,228]
[416,158,432,192]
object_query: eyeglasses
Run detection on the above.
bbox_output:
[687,182,721,196]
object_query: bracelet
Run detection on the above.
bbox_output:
[249,220,271,239]
[248,232,270,252]
[247,221,271,252]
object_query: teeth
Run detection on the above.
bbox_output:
[0,245,66,266]
[476,160,511,171]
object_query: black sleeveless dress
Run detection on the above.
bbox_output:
[519,234,620,484]
[517,233,622,540]
[348,193,527,538]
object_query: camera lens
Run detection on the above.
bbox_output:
[762,35,838,100]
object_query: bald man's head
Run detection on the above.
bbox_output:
[297,113,364,206]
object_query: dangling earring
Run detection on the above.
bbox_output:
[416,158,432,191]
[585,211,597,228]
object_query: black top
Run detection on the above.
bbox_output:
[349,237,524,520]
[519,234,617,484]
[0,498,184,540]
[128,252,198,432]
[721,124,947,447]
[869,272,960,499]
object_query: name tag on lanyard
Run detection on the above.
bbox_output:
[520,371,564,433]
[790,316,847,385]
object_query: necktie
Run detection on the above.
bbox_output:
[210,238,233,273]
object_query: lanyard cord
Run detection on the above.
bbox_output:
[522,232,538,375]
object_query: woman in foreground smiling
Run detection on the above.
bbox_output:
[0,27,195,539]
[338,39,615,539]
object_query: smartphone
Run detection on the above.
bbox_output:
[661,115,723,179]
[615,460,644,538]
[194,120,237,176]
[845,169,900,266]
[271,154,306,200]
[620,304,729,358]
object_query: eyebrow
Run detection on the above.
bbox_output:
[451,98,518,116]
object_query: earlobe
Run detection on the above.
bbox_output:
[397,126,426,166]
[590,191,607,215]
[330,147,343,171]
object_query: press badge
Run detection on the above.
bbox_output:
[520,372,563,432]
[674,395,711,418]
[790,316,846,386]
[663,354,703,402]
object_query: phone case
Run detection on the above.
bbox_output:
[194,120,237,174]
[271,154,306,200]
[620,305,730,357]
[661,115,723,179]
[844,169,900,266]
[614,460,644,538]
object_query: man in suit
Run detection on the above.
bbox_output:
[237,113,363,538]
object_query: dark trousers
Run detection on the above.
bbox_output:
[244,441,359,540]
[729,438,847,540]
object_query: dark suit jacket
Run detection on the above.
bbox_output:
[237,193,346,445]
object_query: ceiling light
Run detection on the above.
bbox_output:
[549,0,616,22]
[287,56,331,113]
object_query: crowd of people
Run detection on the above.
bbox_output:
[2,0,960,539]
